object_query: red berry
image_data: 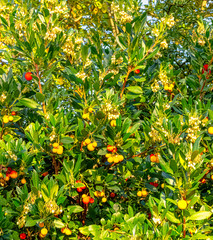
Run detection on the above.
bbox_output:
[89,198,94,203]
[135,69,140,74]
[77,187,83,192]
[42,171,48,177]
[81,185,86,190]
[76,180,81,183]
[110,192,116,198]
[25,72,32,81]
[20,233,27,239]
[6,167,12,173]
[153,183,158,187]
[112,146,117,153]
[11,111,16,116]
[203,64,209,71]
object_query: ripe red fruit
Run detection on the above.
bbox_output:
[20,233,27,239]
[202,64,211,78]
[76,180,81,183]
[25,72,32,81]
[110,192,116,198]
[107,145,114,152]
[11,111,16,116]
[89,198,94,203]
[200,178,206,184]
[77,187,83,192]
[135,69,140,74]
[10,170,18,179]
[81,185,86,190]
[42,171,48,177]
[83,196,90,204]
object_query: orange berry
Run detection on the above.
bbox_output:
[21,178,26,184]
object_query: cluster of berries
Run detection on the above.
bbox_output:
[94,190,107,202]
[61,227,72,235]
[150,154,159,163]
[4,167,18,181]
[82,107,94,120]
[83,138,97,151]
[3,115,14,124]
[82,194,94,204]
[105,145,124,163]
[164,83,174,92]
[52,142,63,155]
[76,180,86,193]
[137,189,148,197]
[39,227,48,238]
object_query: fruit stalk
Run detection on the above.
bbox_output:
[35,64,47,115]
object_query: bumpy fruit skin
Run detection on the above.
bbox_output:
[11,111,16,116]
[83,196,90,204]
[92,141,97,147]
[108,157,114,163]
[87,143,95,151]
[110,192,116,198]
[52,148,58,153]
[99,191,105,197]
[53,142,59,148]
[82,194,87,199]
[141,190,148,197]
[177,200,187,210]
[8,116,13,121]
[3,116,9,124]
[19,233,27,239]
[137,191,142,197]
[39,222,44,228]
[211,175,213,180]
[21,178,26,184]
[208,126,213,135]
[89,198,94,203]
[135,69,140,74]
[110,120,116,127]
[84,138,91,145]
[25,72,32,81]
[57,146,63,154]
[10,170,18,179]
[107,145,114,152]
[77,187,83,193]
[41,228,48,235]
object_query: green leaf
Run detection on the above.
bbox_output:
[18,98,40,109]
[54,219,65,228]
[68,205,84,214]
[187,211,212,221]
[127,86,143,94]
[36,92,45,102]
[60,137,74,144]
[25,219,37,227]
[166,211,181,223]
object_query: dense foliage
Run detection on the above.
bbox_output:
[0,0,213,239]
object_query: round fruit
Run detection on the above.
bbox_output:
[21,178,26,184]
[141,190,148,197]
[107,145,114,152]
[64,228,72,235]
[137,191,142,197]
[57,146,63,154]
[39,222,44,228]
[10,170,18,179]
[8,116,13,121]
[41,228,48,235]
[108,157,114,163]
[77,187,83,193]
[110,120,116,127]
[87,143,95,151]
[114,227,119,231]
[88,107,93,113]
[112,146,117,153]
[81,184,86,190]
[94,191,99,197]
[61,228,66,233]
[102,197,107,202]
[92,141,97,147]
[82,194,87,198]
[211,175,213,180]
[177,200,187,210]
[89,198,94,203]
[53,142,59,148]
[11,111,16,116]
[135,69,140,74]
[150,154,156,162]
[42,172,48,177]
[52,148,58,153]
[83,196,90,204]
[113,156,119,163]
[118,155,124,161]
[99,191,105,197]
[5,176,10,181]
[82,113,89,119]
[110,192,116,198]
[3,116,9,124]
[105,153,111,158]
[19,233,27,239]
[161,183,164,188]
[25,72,32,81]
[208,126,213,135]
[84,138,91,145]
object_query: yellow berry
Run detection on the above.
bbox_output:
[8,116,13,121]
[87,143,95,151]
[141,190,148,197]
[113,156,119,163]
[108,157,114,163]
[161,183,164,189]
[52,148,58,153]
[208,126,213,135]
[21,178,26,184]
[164,85,169,91]
[110,120,116,127]
[137,191,142,197]
[84,138,91,145]
[102,197,107,202]
[3,116,9,124]
[94,191,99,197]
[53,143,59,148]
[177,200,187,210]
[0,173,3,178]
[82,194,87,198]
[114,227,119,231]
[105,153,111,158]
[64,228,72,235]
[83,113,89,119]
[92,141,97,147]
[41,227,48,236]
[99,191,105,197]
[57,146,63,155]
[118,155,124,161]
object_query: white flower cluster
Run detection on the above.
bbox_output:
[160,40,168,49]
[111,2,120,12]
[44,27,62,41]
[76,72,87,81]
[6,151,17,161]
[161,16,175,28]
[198,38,205,46]
[186,115,201,142]
[102,102,120,120]
[62,36,75,56]
[50,5,69,18]
[152,28,160,37]
[159,69,169,85]
[152,216,161,224]
[120,11,133,24]
[0,93,7,102]
[44,200,63,215]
